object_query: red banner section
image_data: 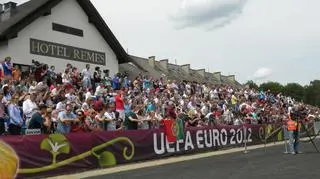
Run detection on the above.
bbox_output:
[0,124,270,179]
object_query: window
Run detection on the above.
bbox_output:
[52,23,83,37]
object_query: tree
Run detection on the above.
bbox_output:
[245,80,258,89]
[283,83,305,102]
[259,82,284,94]
[304,80,320,106]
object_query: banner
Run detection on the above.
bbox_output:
[0,124,269,178]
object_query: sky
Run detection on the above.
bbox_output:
[2,0,320,85]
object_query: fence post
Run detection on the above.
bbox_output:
[283,125,288,154]
[264,125,267,153]
[243,124,248,154]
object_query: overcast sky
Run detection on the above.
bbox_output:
[3,0,320,85]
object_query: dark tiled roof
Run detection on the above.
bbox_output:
[205,72,221,84]
[119,62,144,81]
[0,0,49,35]
[129,55,163,78]
[0,0,129,63]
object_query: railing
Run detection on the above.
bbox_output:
[0,122,319,179]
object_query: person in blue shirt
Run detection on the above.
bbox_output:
[124,76,130,89]
[143,76,150,90]
[8,94,23,135]
[56,103,77,134]
[124,98,132,114]
[146,100,156,113]
[112,75,120,90]
[3,57,13,78]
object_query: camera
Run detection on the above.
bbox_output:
[291,108,308,121]
[117,72,128,78]
[103,69,109,74]
[31,59,44,73]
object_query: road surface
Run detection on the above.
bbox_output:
[87,139,320,179]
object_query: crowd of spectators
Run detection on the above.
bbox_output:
[0,56,319,136]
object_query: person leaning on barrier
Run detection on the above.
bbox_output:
[28,104,49,134]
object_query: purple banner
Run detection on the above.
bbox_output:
[0,125,268,178]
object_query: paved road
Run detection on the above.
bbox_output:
[88,140,320,179]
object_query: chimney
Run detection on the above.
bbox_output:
[196,69,205,77]
[0,4,4,13]
[148,56,155,68]
[159,59,168,70]
[227,75,236,83]
[1,2,17,22]
[213,72,222,83]
[180,64,190,74]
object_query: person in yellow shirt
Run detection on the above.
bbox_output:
[12,66,21,81]
[231,93,238,111]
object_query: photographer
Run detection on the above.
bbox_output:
[93,66,102,89]
[287,105,306,155]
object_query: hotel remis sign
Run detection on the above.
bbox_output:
[30,38,106,65]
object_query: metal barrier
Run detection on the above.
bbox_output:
[282,121,320,153]
[282,125,289,154]
[263,125,283,153]
[314,121,320,135]
[243,124,248,154]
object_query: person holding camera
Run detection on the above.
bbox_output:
[287,106,303,155]
[93,66,101,89]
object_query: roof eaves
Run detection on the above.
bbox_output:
[0,0,129,64]
[76,0,129,64]
[0,0,59,40]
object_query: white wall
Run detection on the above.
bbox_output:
[0,0,119,75]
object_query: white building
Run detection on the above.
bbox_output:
[0,0,129,76]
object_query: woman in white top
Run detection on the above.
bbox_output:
[104,103,119,131]
[62,69,71,84]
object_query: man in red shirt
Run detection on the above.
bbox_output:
[115,90,125,121]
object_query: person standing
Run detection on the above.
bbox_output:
[8,94,23,135]
[104,103,118,131]
[22,92,38,126]
[56,103,77,134]
[124,104,142,130]
[0,92,6,135]
[82,64,91,90]
[12,65,21,82]
[115,90,125,122]
[3,57,13,79]
[287,115,299,155]
[93,66,101,89]
[28,105,48,134]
